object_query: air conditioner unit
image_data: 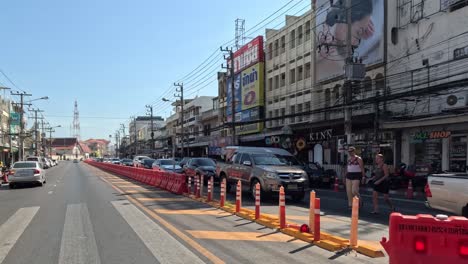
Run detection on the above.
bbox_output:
[443,92,468,109]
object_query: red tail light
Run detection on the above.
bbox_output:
[460,242,468,257]
[34,169,40,174]
[414,237,427,253]
[424,183,432,198]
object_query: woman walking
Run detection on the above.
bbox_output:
[345,147,365,210]
[371,154,395,214]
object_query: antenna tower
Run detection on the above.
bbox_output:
[235,18,245,50]
[73,100,81,140]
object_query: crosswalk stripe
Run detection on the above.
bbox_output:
[112,200,205,264]
[0,207,39,263]
[58,204,101,264]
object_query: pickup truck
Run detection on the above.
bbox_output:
[216,147,309,202]
[425,173,468,217]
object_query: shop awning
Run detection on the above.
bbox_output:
[186,141,209,148]
[382,113,468,129]
[240,130,287,142]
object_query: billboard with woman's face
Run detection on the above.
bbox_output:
[315,0,384,82]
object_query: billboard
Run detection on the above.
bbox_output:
[226,73,242,117]
[229,36,265,74]
[241,62,264,110]
[237,107,264,135]
[315,0,384,82]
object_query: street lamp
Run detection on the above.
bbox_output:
[26,96,49,103]
[162,98,171,102]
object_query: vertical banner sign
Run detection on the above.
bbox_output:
[10,112,20,134]
[241,63,264,110]
[226,74,242,121]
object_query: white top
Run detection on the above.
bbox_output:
[347,157,362,173]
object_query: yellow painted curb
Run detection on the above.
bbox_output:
[356,243,386,258]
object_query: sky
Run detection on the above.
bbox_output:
[0,0,310,143]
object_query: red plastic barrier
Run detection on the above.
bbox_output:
[381,213,468,264]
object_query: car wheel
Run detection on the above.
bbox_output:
[292,193,305,203]
[9,183,15,189]
[463,205,468,218]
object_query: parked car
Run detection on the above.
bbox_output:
[121,158,134,166]
[141,158,156,169]
[184,158,216,184]
[111,158,121,165]
[152,159,183,173]
[425,173,468,217]
[217,147,309,202]
[178,157,191,168]
[133,155,151,167]
[26,156,43,168]
[8,161,46,188]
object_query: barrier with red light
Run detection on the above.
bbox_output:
[381,213,468,264]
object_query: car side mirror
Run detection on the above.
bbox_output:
[243,161,252,166]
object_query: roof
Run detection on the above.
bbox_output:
[83,139,110,145]
[78,142,92,153]
[50,138,78,147]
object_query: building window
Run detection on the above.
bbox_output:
[363,76,373,92]
[297,103,303,122]
[305,63,311,79]
[290,30,296,49]
[305,21,311,41]
[274,75,280,89]
[274,109,279,127]
[333,84,341,101]
[305,101,311,112]
[290,105,295,123]
[280,108,285,125]
[204,124,211,136]
[274,39,279,57]
[280,73,286,87]
[281,36,286,53]
[268,78,273,91]
[297,66,303,81]
[375,73,385,91]
[297,25,303,46]
[268,111,273,127]
[324,89,331,107]
[290,68,296,84]
[268,43,273,60]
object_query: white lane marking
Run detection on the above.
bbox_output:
[48,191,53,194]
[54,185,57,187]
[0,207,40,263]
[112,200,204,264]
[58,204,101,264]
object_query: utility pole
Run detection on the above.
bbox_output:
[146,105,155,158]
[115,131,120,158]
[120,124,126,157]
[220,46,236,146]
[174,83,185,157]
[29,108,44,156]
[11,92,32,160]
[46,127,55,158]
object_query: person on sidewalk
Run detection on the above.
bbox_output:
[345,146,365,210]
[371,154,395,214]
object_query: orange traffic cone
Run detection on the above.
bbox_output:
[406,179,413,199]
[333,177,339,192]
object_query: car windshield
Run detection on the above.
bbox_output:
[194,159,215,167]
[13,162,37,168]
[138,156,150,161]
[122,159,132,162]
[276,155,302,166]
[251,154,285,166]
[160,160,176,165]
[112,159,120,161]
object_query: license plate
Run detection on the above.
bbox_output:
[288,184,298,190]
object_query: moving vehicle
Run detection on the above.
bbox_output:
[121,158,134,166]
[141,158,156,169]
[152,159,183,173]
[425,173,468,217]
[184,158,216,183]
[133,155,151,167]
[73,159,79,163]
[178,157,191,168]
[217,147,309,202]
[111,158,121,165]
[8,161,46,188]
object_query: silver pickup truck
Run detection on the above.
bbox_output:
[426,173,468,217]
[216,147,309,202]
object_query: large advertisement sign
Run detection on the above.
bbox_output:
[241,62,264,110]
[315,0,384,82]
[226,73,242,117]
[237,107,263,135]
[229,36,265,74]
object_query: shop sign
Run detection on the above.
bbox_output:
[413,131,451,141]
[309,129,333,142]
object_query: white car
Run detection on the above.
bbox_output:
[425,173,468,217]
[133,155,151,167]
[8,161,46,188]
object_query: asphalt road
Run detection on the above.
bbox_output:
[0,161,403,264]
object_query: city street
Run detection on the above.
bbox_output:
[0,161,401,264]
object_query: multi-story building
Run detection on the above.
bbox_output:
[382,0,468,173]
[166,96,215,157]
[127,116,164,157]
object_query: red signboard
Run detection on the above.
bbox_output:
[230,36,264,74]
